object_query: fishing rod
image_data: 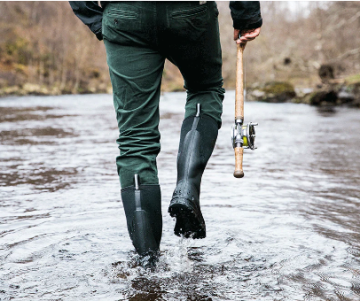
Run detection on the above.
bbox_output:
[232,42,258,178]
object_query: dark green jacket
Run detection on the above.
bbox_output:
[69,1,262,41]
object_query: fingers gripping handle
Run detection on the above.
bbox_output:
[234,147,244,178]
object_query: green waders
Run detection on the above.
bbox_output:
[102,1,224,256]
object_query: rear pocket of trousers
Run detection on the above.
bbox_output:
[102,5,142,42]
[172,5,208,19]
[170,5,209,41]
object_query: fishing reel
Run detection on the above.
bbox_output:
[231,121,258,150]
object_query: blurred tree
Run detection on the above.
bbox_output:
[0,2,109,94]
[0,1,360,94]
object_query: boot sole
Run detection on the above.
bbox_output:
[168,203,206,239]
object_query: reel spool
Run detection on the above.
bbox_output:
[232,122,258,150]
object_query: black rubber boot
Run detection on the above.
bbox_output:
[121,175,162,261]
[168,104,218,239]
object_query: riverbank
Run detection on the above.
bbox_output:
[0,82,183,97]
[2,74,360,109]
[246,74,360,108]
[0,60,185,97]
[0,82,112,97]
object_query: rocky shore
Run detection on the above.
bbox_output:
[246,76,360,108]
[0,82,112,97]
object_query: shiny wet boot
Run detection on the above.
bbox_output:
[121,175,162,261]
[168,104,218,239]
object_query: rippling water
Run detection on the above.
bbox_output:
[1,93,360,300]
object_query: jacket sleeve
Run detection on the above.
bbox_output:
[229,1,263,30]
[69,1,103,41]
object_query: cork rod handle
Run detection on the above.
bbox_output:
[235,43,245,121]
[234,146,244,178]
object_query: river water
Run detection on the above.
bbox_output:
[0,92,360,301]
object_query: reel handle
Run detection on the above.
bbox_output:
[234,146,244,178]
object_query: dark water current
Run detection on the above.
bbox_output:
[1,92,360,301]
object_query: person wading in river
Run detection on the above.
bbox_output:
[70,1,262,261]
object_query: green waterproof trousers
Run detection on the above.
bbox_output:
[102,1,225,188]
